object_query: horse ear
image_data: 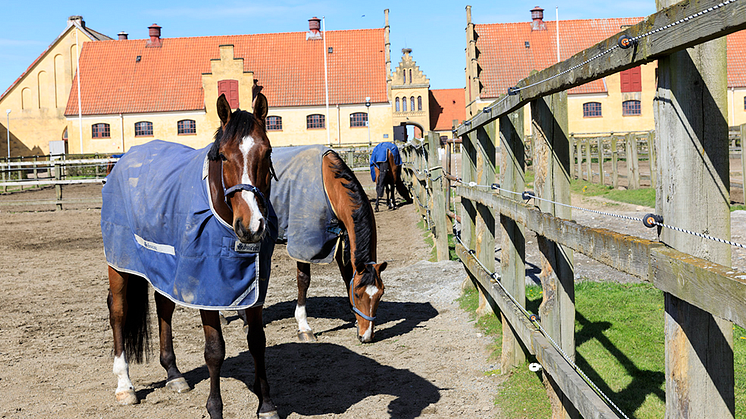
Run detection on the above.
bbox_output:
[375,262,387,274]
[217,94,231,126]
[252,93,269,123]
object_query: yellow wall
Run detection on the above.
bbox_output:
[0,24,93,156]
[729,88,746,127]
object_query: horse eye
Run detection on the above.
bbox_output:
[219,153,227,161]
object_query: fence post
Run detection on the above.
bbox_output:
[654,3,733,415]
[461,129,478,263]
[445,139,452,211]
[569,135,575,179]
[531,91,577,419]
[585,140,592,183]
[474,120,497,316]
[54,162,63,210]
[597,137,604,186]
[631,134,640,189]
[624,133,637,189]
[429,132,449,261]
[611,135,618,188]
[648,131,657,189]
[499,108,527,373]
[576,140,582,181]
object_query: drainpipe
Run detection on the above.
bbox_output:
[337,104,341,146]
[120,113,124,151]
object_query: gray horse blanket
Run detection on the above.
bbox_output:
[270,145,342,264]
[101,140,277,310]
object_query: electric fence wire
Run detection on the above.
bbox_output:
[461,0,739,127]
[452,231,630,419]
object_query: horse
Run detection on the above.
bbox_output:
[101,93,280,419]
[369,142,410,211]
[256,145,386,343]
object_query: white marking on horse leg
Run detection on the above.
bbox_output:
[365,285,379,297]
[239,135,265,234]
[113,354,135,395]
[295,304,312,333]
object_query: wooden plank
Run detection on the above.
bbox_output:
[576,141,583,181]
[569,136,575,179]
[654,5,733,415]
[475,121,497,298]
[461,130,478,257]
[456,0,746,137]
[648,131,657,188]
[499,109,527,372]
[585,140,592,184]
[597,137,605,186]
[429,132,450,261]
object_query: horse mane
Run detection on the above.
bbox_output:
[208,109,257,161]
[326,151,377,287]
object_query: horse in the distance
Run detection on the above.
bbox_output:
[369,141,410,211]
[262,145,386,343]
[102,93,280,419]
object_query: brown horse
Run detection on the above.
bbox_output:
[103,94,280,419]
[370,142,410,212]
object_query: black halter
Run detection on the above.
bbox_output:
[221,163,267,209]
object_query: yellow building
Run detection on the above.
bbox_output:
[391,48,431,137]
[465,6,746,134]
[0,16,111,157]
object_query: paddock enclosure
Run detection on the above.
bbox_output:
[0,175,503,418]
[403,1,746,418]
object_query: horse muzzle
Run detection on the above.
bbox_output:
[234,216,265,243]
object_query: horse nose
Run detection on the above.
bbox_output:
[234,216,265,243]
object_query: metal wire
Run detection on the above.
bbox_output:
[453,232,630,419]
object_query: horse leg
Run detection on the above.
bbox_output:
[155,292,190,393]
[107,267,138,405]
[200,310,225,419]
[295,262,316,342]
[244,306,279,419]
[374,168,384,212]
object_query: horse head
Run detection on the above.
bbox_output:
[350,261,387,343]
[209,93,273,243]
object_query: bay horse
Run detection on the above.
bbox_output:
[369,141,410,211]
[102,93,280,419]
[257,145,386,343]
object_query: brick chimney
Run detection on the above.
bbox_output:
[118,31,128,40]
[307,17,322,40]
[68,15,85,29]
[531,6,546,30]
[147,24,162,47]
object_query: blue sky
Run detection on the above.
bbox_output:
[0,1,656,93]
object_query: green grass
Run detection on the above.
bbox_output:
[457,280,746,418]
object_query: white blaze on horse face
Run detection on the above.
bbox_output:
[361,320,374,342]
[365,285,379,298]
[238,135,265,234]
[113,354,134,395]
[294,304,312,333]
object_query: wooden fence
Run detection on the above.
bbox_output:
[403,1,746,418]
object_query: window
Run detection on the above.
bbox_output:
[134,121,153,137]
[743,96,746,110]
[350,112,367,127]
[402,97,407,112]
[418,96,422,111]
[395,97,400,112]
[92,123,110,138]
[582,102,602,118]
[408,69,412,84]
[622,100,641,116]
[178,119,197,135]
[217,79,239,108]
[410,97,415,112]
[306,114,325,129]
[620,67,642,92]
[266,116,282,131]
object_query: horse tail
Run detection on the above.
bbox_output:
[123,275,151,363]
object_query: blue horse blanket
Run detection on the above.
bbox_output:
[270,145,342,264]
[101,140,277,310]
[370,142,402,181]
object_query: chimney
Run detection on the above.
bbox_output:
[531,6,546,30]
[307,17,322,40]
[118,31,128,40]
[68,15,85,29]
[147,23,162,47]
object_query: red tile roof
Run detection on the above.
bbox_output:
[429,88,465,131]
[474,17,643,98]
[728,30,746,88]
[65,29,387,116]
[475,17,746,97]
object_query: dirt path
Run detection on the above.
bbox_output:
[0,176,502,418]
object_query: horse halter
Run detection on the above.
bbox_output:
[221,162,268,210]
[349,265,378,322]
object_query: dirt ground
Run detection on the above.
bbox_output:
[0,175,503,419]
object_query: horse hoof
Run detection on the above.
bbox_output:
[258,410,280,419]
[166,377,190,393]
[297,331,317,342]
[115,389,138,405]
